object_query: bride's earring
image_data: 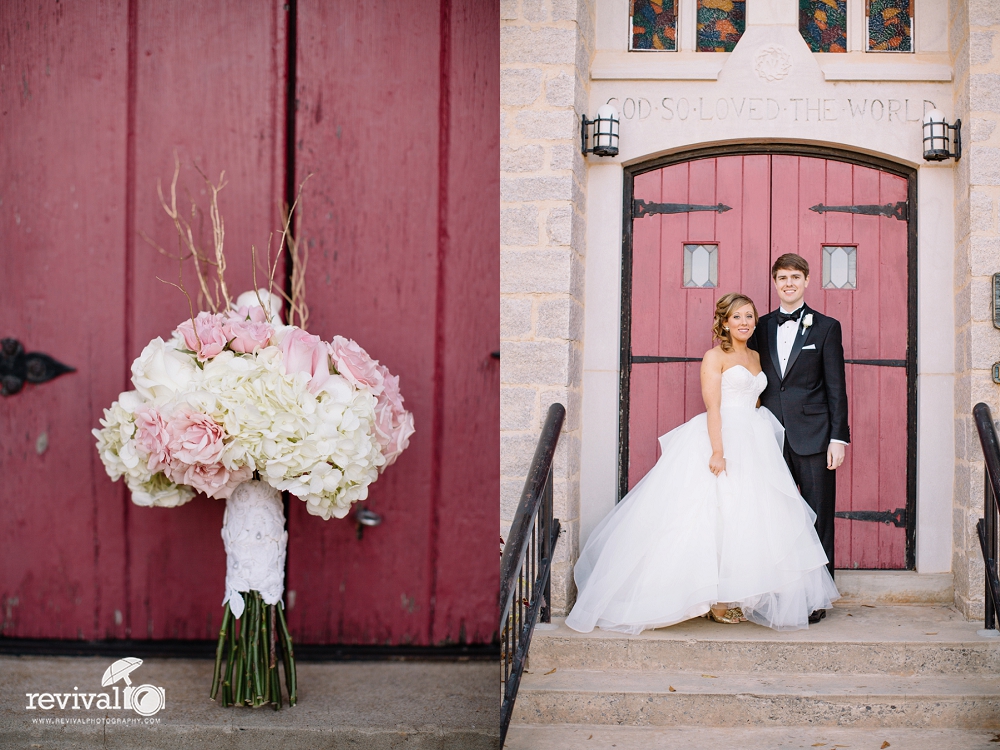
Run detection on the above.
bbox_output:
[724,327,730,331]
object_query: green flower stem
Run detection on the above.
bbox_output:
[277,602,297,706]
[211,604,232,700]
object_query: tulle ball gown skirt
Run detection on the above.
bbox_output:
[565,402,839,635]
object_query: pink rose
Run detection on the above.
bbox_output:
[168,461,253,499]
[224,306,274,353]
[133,405,171,472]
[175,312,230,362]
[373,369,414,469]
[166,406,226,466]
[279,328,333,393]
[329,336,384,394]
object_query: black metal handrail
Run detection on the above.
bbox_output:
[499,402,564,747]
[973,402,1000,631]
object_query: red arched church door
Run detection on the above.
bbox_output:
[623,152,913,570]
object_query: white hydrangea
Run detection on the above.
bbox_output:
[92,396,150,485]
[127,472,195,508]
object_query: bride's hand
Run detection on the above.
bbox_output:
[709,452,726,476]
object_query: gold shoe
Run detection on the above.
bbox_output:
[709,606,745,624]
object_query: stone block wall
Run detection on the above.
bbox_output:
[951,0,1000,619]
[500,0,593,614]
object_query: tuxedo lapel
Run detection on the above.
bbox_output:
[782,306,811,380]
[767,315,782,380]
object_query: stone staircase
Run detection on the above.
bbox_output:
[506,600,1000,749]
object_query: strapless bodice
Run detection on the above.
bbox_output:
[721,365,766,409]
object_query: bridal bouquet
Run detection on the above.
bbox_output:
[92,162,414,709]
[94,292,413,520]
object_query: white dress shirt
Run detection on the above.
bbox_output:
[775,304,848,446]
[776,303,804,377]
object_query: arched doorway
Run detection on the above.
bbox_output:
[618,145,916,570]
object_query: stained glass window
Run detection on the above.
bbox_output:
[697,0,746,53]
[683,245,718,288]
[799,0,847,53]
[630,0,678,51]
[867,0,913,52]
[822,246,857,290]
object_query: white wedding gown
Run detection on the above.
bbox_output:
[565,365,839,634]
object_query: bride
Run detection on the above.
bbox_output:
[565,293,839,634]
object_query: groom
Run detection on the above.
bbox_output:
[749,253,850,624]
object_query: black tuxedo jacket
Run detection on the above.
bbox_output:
[748,305,850,456]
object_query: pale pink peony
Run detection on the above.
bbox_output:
[329,336,384,395]
[279,328,334,393]
[224,306,275,354]
[373,368,414,469]
[175,312,230,362]
[167,461,253,499]
[166,406,227,466]
[133,405,172,472]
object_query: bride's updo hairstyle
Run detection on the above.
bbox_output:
[712,292,758,353]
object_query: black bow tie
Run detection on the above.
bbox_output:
[776,310,802,327]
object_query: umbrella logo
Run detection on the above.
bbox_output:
[101,658,166,717]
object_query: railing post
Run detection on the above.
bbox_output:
[989,464,998,631]
[541,464,554,624]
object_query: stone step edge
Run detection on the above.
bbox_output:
[517,669,1000,696]
[503,724,1000,750]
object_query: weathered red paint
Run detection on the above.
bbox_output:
[288,0,499,646]
[629,155,908,569]
[1,0,498,644]
[1,0,131,640]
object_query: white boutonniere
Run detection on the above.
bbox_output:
[801,313,813,335]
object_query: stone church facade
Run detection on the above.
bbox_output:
[501,0,1000,621]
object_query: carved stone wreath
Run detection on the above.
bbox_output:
[754,44,793,83]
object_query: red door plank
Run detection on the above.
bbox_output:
[739,155,772,310]
[125,0,287,640]
[430,0,500,645]
[0,0,130,639]
[630,171,664,487]
[289,0,443,644]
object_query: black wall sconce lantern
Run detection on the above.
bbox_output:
[581,104,619,158]
[922,109,962,162]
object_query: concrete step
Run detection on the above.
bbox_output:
[0,656,499,749]
[512,668,1000,729]
[505,725,1000,750]
[529,605,1000,676]
[834,571,953,605]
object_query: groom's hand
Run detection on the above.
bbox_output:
[827,442,846,471]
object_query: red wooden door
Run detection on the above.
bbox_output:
[1,0,498,644]
[627,153,910,569]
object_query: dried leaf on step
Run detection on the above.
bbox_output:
[587,735,593,740]
[701,674,718,678]
[544,668,557,675]
[882,742,891,749]
[811,744,825,747]
[861,604,876,608]
[925,632,938,635]
[846,613,853,616]
[668,686,676,692]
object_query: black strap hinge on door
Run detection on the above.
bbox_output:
[633,199,732,219]
[0,338,75,396]
[834,508,907,528]
[808,201,908,222]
